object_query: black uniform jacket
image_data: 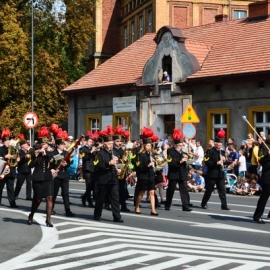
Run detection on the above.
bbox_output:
[17,149,31,174]
[0,145,16,178]
[204,147,224,179]
[80,145,95,173]
[259,143,270,185]
[29,151,53,182]
[135,151,155,181]
[94,148,118,185]
[50,149,70,180]
[167,147,188,181]
[113,146,124,162]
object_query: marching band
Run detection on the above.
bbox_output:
[1,123,269,226]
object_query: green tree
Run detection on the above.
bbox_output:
[0,0,96,137]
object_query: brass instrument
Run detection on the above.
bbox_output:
[8,139,20,167]
[154,154,167,171]
[118,150,131,180]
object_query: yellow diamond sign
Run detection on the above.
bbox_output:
[180,103,200,123]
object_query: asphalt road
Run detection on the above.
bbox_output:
[0,181,270,269]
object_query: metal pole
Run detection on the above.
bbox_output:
[31,0,34,145]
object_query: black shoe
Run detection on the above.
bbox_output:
[156,204,161,208]
[121,208,131,212]
[81,195,86,207]
[164,207,170,211]
[183,208,193,212]
[188,203,193,207]
[93,216,101,221]
[52,210,56,215]
[27,214,33,225]
[45,219,54,227]
[104,205,111,211]
[26,197,32,201]
[66,211,76,217]
[113,218,124,223]
[151,212,159,216]
[253,218,265,224]
[268,212,270,219]
[128,195,134,199]
[221,207,230,211]
[10,203,18,208]
[201,204,207,209]
[160,201,166,204]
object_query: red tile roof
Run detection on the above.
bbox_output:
[63,17,270,92]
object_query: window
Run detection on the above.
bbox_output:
[233,10,247,19]
[86,114,101,133]
[147,9,152,33]
[131,21,135,43]
[207,109,230,142]
[139,15,144,38]
[124,25,128,47]
[113,113,130,131]
[248,106,270,139]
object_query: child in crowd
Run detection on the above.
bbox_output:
[234,177,249,195]
[249,179,262,196]
[126,171,137,188]
[238,149,247,177]
[231,177,241,194]
[194,170,205,192]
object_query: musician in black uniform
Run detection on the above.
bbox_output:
[93,134,123,222]
[201,138,230,210]
[0,128,18,208]
[165,129,192,212]
[14,139,32,200]
[51,133,75,217]
[80,134,96,208]
[27,127,55,227]
[253,135,270,223]
[134,136,159,216]
[113,133,130,212]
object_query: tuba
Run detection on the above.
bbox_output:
[8,139,20,167]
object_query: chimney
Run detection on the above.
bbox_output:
[248,0,270,19]
[215,14,229,22]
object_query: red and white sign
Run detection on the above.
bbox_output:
[23,112,38,128]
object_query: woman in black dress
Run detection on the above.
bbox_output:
[28,127,57,227]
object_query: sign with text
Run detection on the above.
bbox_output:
[113,96,136,112]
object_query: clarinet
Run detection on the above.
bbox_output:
[219,150,224,171]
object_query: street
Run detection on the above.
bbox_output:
[1,181,270,270]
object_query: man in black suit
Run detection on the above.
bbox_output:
[165,133,192,212]
[201,138,229,210]
[93,135,123,222]
[51,134,75,217]
[14,139,32,200]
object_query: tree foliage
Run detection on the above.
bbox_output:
[0,0,96,137]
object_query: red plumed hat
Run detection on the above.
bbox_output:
[37,126,50,144]
[151,134,159,142]
[217,129,226,139]
[172,129,183,144]
[85,130,93,140]
[92,131,100,140]
[55,130,66,145]
[141,127,154,144]
[106,125,114,135]
[122,130,130,141]
[62,130,69,141]
[1,128,11,142]
[113,125,123,140]
[50,123,59,135]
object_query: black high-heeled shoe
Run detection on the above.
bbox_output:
[28,214,33,225]
[45,219,54,227]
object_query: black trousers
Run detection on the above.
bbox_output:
[253,183,270,219]
[94,183,121,220]
[53,177,70,212]
[0,177,16,205]
[82,172,95,205]
[118,179,128,208]
[14,173,32,199]
[201,178,227,208]
[165,179,190,210]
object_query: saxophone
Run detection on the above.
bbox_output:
[8,139,20,167]
[118,150,130,180]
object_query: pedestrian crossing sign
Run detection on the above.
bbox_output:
[180,103,200,123]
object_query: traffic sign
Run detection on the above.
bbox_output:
[23,112,38,128]
[180,103,200,123]
[183,123,196,139]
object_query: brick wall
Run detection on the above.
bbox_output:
[102,0,121,55]
[249,0,270,19]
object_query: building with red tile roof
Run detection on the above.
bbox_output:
[63,0,270,147]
